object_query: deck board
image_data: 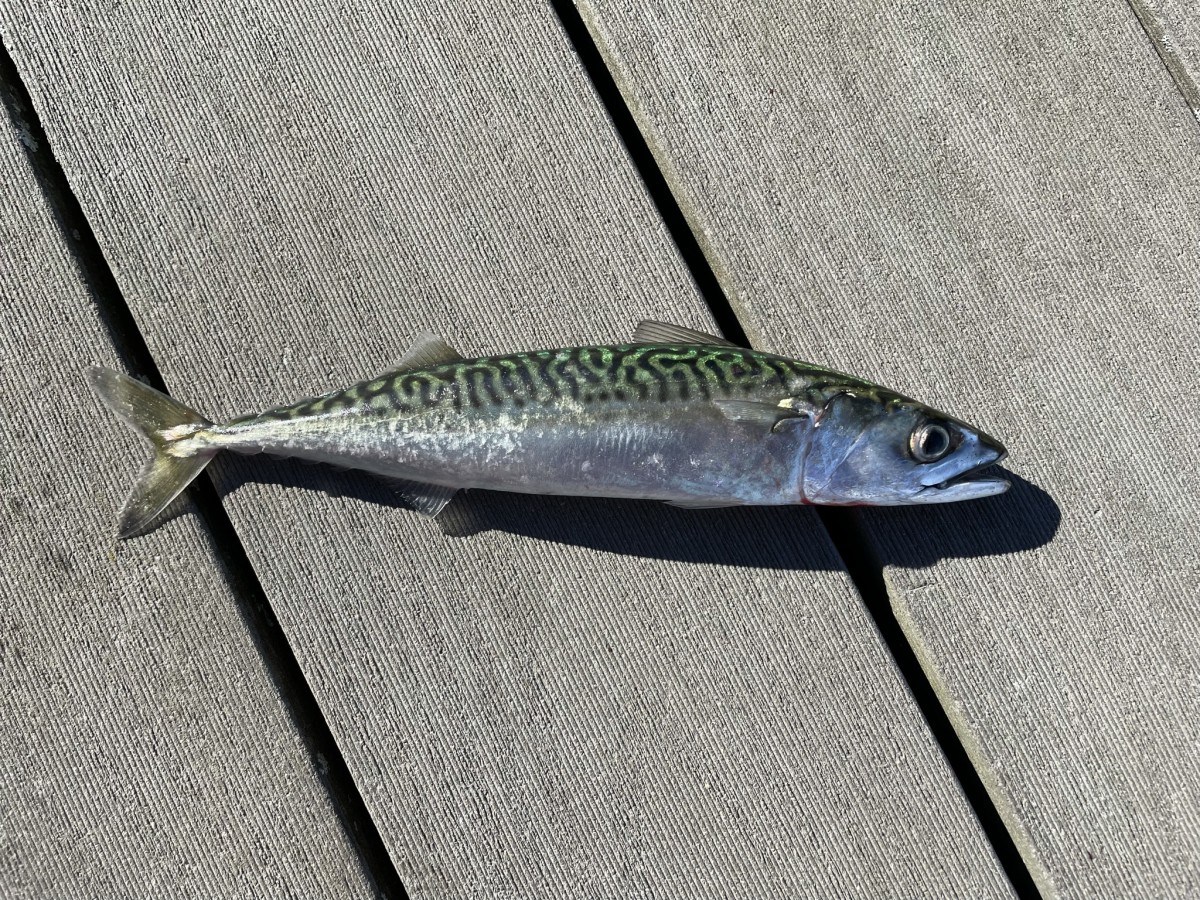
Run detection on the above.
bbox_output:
[1130,0,1200,119]
[577,0,1200,896]
[0,78,377,899]
[1,1,1018,896]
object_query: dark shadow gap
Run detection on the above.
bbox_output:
[548,4,1042,898]
[0,39,408,900]
[545,1,748,345]
[820,507,1043,899]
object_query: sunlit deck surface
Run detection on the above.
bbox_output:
[2,2,1198,897]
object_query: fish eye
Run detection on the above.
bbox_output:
[910,421,952,463]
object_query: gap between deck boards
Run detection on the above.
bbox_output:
[5,4,1059,894]
[0,40,409,900]
[1126,0,1200,122]
[549,2,1044,897]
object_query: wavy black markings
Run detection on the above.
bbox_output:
[637,348,685,402]
[526,352,562,401]
[546,4,1042,892]
[692,349,737,396]
[463,364,503,409]
[496,356,538,407]
[550,350,585,402]
[573,347,609,383]
[572,348,610,403]
[404,373,440,410]
[361,378,398,413]
[245,346,843,431]
[611,347,649,402]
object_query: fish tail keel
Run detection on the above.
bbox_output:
[85,367,217,538]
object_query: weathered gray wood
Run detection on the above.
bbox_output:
[1129,0,1200,120]
[0,85,375,898]
[576,0,1200,896]
[4,1,1014,896]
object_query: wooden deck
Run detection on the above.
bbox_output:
[2,1,1197,897]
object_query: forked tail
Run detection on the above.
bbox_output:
[86,367,216,538]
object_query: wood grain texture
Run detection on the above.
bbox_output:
[0,77,376,899]
[4,1,1012,895]
[577,0,1200,896]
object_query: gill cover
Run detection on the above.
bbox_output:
[801,392,1008,505]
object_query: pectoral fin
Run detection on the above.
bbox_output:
[714,399,814,432]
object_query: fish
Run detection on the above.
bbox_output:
[87,319,1009,538]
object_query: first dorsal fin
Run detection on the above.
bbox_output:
[380,332,464,376]
[632,320,740,348]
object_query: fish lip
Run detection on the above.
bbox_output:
[918,454,1010,500]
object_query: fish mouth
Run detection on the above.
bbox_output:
[916,453,1010,503]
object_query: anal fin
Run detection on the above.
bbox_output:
[378,476,459,517]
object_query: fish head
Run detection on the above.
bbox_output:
[800,390,1009,505]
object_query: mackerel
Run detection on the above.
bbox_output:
[88,320,1008,538]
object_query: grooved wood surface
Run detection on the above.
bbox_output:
[578,1,1200,896]
[0,84,375,899]
[1130,0,1200,118]
[1,1,1015,897]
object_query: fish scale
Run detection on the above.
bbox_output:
[86,320,1009,538]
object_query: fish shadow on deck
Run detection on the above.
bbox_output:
[215,458,1059,572]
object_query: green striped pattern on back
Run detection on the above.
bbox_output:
[243,344,873,422]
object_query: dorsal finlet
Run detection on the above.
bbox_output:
[632,319,740,348]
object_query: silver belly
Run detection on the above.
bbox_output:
[221,405,809,505]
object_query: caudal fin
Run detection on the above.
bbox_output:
[86,367,216,538]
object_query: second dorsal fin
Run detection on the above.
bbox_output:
[380,332,464,376]
[632,320,740,348]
